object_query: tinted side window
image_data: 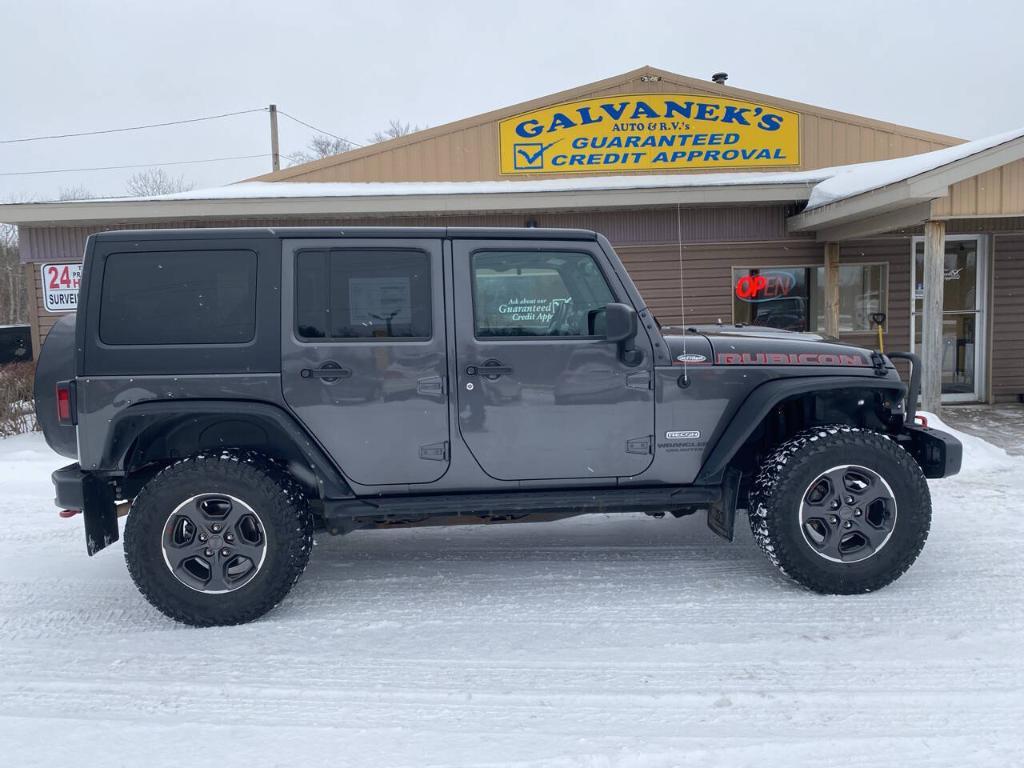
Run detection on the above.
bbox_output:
[296,249,431,340]
[472,251,614,338]
[99,250,257,345]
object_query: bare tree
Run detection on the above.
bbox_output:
[56,185,94,201]
[369,120,422,144]
[285,122,423,166]
[286,134,355,166]
[126,168,195,197]
[0,223,27,325]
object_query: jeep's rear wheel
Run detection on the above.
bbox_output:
[124,452,313,626]
[747,425,930,594]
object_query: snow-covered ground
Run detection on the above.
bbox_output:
[1,419,1022,767]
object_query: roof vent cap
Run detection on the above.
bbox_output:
[711,72,728,85]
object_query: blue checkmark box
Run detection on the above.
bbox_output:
[513,142,550,170]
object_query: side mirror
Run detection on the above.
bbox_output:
[603,302,637,343]
[589,303,642,366]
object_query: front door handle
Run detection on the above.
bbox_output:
[300,362,352,381]
[466,361,513,378]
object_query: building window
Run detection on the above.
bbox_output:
[732,264,887,333]
[295,249,431,340]
[472,251,614,338]
[99,249,257,345]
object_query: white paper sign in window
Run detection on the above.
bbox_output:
[349,276,412,333]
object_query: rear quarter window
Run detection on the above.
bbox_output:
[99,249,258,345]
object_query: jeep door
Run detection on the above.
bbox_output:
[452,239,655,481]
[281,238,449,486]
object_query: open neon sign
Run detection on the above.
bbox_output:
[734,270,798,303]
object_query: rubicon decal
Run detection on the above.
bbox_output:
[716,352,870,366]
[498,93,800,174]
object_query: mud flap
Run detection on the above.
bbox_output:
[82,475,119,556]
[706,467,741,542]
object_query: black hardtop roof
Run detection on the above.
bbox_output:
[91,226,599,242]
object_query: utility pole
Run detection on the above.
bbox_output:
[269,104,280,172]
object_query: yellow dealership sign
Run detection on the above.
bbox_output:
[498,93,799,175]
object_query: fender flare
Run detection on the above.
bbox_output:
[695,376,908,485]
[102,400,353,499]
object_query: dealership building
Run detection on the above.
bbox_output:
[3,65,1024,407]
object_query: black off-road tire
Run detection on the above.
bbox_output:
[123,451,314,626]
[747,425,931,594]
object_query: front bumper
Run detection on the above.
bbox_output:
[52,463,119,555]
[899,424,963,479]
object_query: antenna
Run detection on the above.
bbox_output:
[676,203,688,384]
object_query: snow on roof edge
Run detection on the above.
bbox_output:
[86,169,831,204]
[7,126,1024,215]
[804,126,1024,210]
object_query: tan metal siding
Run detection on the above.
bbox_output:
[254,67,958,185]
[932,159,1024,218]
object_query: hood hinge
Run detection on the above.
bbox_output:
[419,441,449,461]
[416,375,447,396]
[626,435,653,455]
[626,371,652,390]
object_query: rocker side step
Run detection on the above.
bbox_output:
[323,485,722,526]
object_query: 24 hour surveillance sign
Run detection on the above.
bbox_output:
[499,93,799,174]
[41,262,82,312]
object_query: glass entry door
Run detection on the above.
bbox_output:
[911,236,988,402]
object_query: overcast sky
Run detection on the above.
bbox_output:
[2,0,1022,201]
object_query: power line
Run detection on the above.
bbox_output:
[0,108,267,145]
[277,110,365,148]
[0,153,270,177]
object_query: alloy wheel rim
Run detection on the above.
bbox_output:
[798,464,897,564]
[161,493,268,594]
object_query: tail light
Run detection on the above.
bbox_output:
[56,380,76,425]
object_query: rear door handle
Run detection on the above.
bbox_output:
[466,362,513,377]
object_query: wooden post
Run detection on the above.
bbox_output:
[23,262,40,360]
[823,242,840,338]
[921,220,946,414]
[269,104,280,172]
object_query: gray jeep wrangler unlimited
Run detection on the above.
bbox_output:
[35,227,961,626]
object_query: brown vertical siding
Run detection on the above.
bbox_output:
[839,239,912,352]
[19,206,796,265]
[991,235,1024,402]
[21,205,799,346]
[22,211,914,347]
[616,240,822,326]
[613,237,912,350]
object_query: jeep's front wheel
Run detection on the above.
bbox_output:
[124,452,314,626]
[748,425,931,594]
